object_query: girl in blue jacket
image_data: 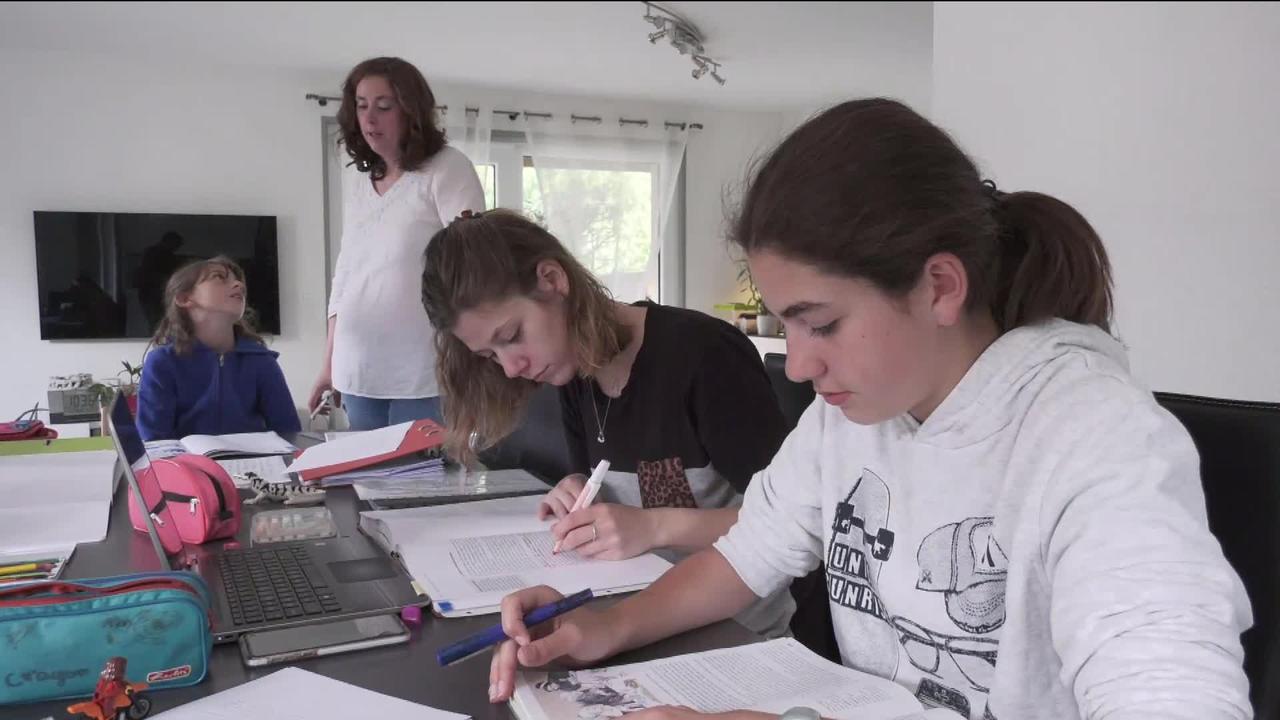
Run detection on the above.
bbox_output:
[137,255,301,441]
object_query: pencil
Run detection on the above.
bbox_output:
[0,571,52,584]
[0,563,51,577]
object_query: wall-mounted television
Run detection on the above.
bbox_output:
[33,211,281,340]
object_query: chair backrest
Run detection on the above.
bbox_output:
[760,353,839,659]
[763,353,816,431]
[478,383,573,485]
[1154,391,1280,718]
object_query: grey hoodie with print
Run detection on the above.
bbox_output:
[715,319,1252,720]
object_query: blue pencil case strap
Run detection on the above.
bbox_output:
[0,571,213,706]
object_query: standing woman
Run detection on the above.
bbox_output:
[311,57,485,429]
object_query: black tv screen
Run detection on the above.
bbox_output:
[34,211,281,340]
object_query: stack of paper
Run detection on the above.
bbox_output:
[0,449,118,558]
[360,495,672,617]
[287,420,444,486]
[314,454,445,487]
[216,455,291,489]
[151,666,468,720]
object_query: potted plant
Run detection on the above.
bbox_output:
[714,262,780,336]
[117,361,142,415]
[755,303,780,337]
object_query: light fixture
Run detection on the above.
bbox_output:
[690,55,725,85]
[642,1,726,85]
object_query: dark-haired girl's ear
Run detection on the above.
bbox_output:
[174,292,194,310]
[535,259,570,298]
[921,252,969,327]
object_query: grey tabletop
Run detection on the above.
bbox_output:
[1,449,758,720]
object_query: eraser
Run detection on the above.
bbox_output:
[401,605,423,625]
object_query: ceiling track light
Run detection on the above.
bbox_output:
[641,1,726,86]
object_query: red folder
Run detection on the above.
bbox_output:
[296,419,446,484]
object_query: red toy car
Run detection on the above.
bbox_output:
[67,657,152,720]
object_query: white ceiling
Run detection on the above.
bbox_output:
[0,1,932,111]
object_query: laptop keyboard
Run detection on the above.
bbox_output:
[218,545,343,626]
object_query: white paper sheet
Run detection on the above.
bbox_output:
[325,430,367,442]
[0,450,117,557]
[179,431,296,457]
[360,495,671,615]
[217,455,291,488]
[143,439,186,460]
[151,666,469,720]
[287,421,415,475]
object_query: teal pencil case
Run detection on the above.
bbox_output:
[0,571,213,706]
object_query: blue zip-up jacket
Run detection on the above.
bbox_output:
[137,336,302,441]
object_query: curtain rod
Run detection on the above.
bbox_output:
[304,93,705,131]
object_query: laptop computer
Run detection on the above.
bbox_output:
[105,395,421,644]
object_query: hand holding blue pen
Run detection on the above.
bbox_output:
[436,588,595,667]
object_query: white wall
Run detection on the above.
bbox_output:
[0,49,332,419]
[932,3,1280,401]
[0,50,787,416]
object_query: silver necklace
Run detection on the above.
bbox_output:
[590,382,614,444]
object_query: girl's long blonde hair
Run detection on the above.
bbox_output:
[421,210,629,463]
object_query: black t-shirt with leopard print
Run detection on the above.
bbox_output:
[559,301,788,511]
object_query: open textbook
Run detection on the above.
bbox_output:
[359,495,672,617]
[511,638,963,720]
[144,431,296,459]
[151,666,467,720]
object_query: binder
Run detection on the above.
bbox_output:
[289,420,446,483]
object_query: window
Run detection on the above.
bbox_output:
[521,159,657,300]
[475,163,497,209]
[321,118,685,307]
[484,135,679,304]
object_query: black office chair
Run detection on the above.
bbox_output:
[1154,392,1280,719]
[763,353,816,430]
[478,383,573,486]
[760,353,840,660]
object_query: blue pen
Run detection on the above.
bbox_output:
[435,588,595,667]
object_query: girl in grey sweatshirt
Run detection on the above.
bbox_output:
[486,99,1252,720]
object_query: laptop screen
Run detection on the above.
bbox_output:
[105,394,178,569]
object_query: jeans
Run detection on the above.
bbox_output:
[342,394,443,430]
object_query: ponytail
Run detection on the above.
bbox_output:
[730,98,1115,335]
[990,191,1114,332]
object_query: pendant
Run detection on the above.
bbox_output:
[597,430,606,443]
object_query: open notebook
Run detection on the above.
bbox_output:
[512,638,964,720]
[359,495,672,617]
[144,431,295,459]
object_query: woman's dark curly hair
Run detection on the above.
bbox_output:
[336,57,446,180]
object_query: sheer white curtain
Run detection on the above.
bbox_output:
[521,117,689,303]
[439,105,493,168]
[440,105,494,210]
